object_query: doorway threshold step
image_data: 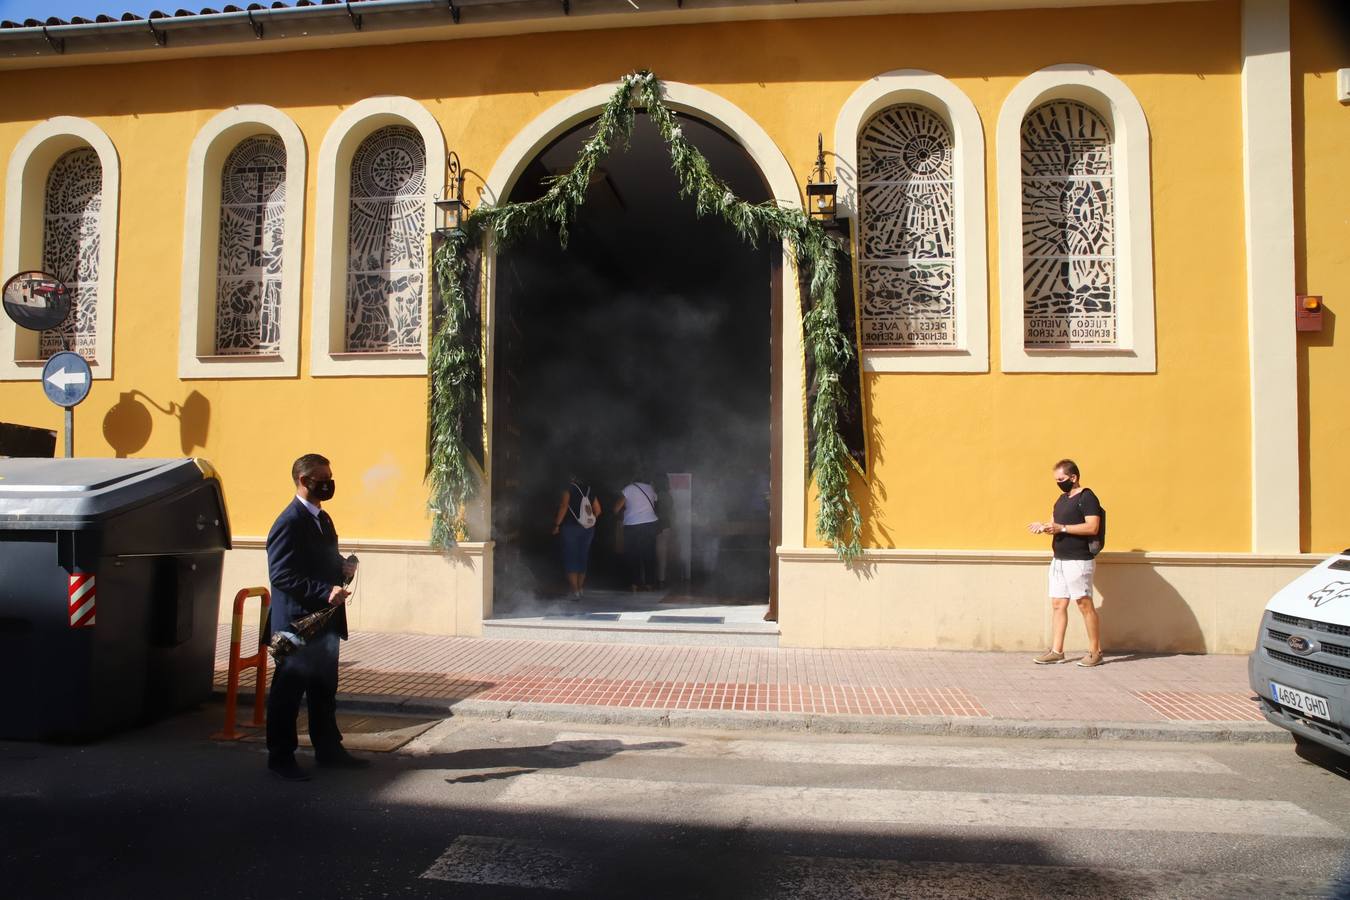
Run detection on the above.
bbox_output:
[481,618,781,647]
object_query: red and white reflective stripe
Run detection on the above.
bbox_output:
[69,573,96,628]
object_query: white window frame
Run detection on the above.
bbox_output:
[311,96,445,377]
[1,117,119,380]
[179,105,306,379]
[997,64,1155,374]
[834,69,988,373]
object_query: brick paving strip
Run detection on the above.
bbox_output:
[214,627,1277,739]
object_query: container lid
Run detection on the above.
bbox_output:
[0,458,222,529]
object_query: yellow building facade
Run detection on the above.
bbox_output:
[0,0,1344,652]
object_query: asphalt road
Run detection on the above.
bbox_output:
[2,707,1349,899]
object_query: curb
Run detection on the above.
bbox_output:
[444,700,1290,744]
[213,688,1291,744]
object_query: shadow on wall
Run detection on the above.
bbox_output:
[1094,560,1207,653]
[861,377,893,551]
[1297,305,1335,553]
[102,390,211,458]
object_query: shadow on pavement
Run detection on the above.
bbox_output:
[0,707,1327,899]
[1294,736,1350,780]
[432,736,685,784]
[0,724,1144,900]
[1098,651,1206,666]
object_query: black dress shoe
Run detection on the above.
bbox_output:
[315,748,370,769]
[268,756,311,782]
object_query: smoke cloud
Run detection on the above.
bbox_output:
[491,114,775,608]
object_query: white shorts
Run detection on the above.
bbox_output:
[1049,558,1096,601]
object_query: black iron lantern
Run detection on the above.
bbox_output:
[806,133,837,225]
[434,151,469,235]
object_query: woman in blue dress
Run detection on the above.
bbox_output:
[552,474,602,600]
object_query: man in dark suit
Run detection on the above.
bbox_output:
[265,453,367,781]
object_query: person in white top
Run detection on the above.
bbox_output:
[613,476,660,591]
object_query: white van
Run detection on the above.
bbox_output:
[1249,549,1350,754]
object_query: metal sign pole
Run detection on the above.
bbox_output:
[40,352,91,456]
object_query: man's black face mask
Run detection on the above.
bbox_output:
[1056,479,1074,493]
[308,479,336,502]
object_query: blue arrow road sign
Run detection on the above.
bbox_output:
[41,351,92,408]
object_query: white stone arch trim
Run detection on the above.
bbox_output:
[996,64,1156,373]
[2,116,119,380]
[311,96,446,377]
[481,80,808,549]
[178,105,306,379]
[834,69,988,374]
[483,82,802,208]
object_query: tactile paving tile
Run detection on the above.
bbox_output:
[1133,690,1264,721]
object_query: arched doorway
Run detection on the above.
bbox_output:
[486,110,783,632]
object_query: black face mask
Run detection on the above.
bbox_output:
[308,479,336,502]
[1056,479,1075,493]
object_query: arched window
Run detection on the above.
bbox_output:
[1020,100,1115,349]
[178,106,305,379]
[996,65,1154,373]
[2,117,119,380]
[834,70,988,373]
[40,148,102,359]
[345,125,426,353]
[215,135,286,355]
[858,104,956,350]
[311,97,443,377]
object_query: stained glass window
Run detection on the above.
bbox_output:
[857,105,956,349]
[40,148,101,359]
[345,125,426,353]
[215,136,286,355]
[1021,100,1116,348]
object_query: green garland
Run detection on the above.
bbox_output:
[428,70,862,560]
[426,225,482,550]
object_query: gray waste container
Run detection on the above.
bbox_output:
[0,458,231,740]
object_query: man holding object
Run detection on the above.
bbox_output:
[1027,459,1104,668]
[265,453,366,780]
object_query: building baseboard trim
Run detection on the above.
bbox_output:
[777,547,1317,568]
[230,537,492,556]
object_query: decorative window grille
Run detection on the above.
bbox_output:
[1020,100,1116,348]
[857,105,956,349]
[215,135,286,355]
[40,148,102,359]
[345,125,426,352]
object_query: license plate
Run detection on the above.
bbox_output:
[1270,681,1332,722]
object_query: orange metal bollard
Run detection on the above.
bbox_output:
[212,587,271,741]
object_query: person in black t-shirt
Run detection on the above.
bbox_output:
[1026,458,1104,667]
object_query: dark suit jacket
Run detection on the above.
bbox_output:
[266,498,348,641]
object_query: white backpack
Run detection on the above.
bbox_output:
[571,483,596,529]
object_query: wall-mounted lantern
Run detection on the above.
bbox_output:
[434,151,469,236]
[806,133,838,226]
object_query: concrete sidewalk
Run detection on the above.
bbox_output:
[213,626,1283,742]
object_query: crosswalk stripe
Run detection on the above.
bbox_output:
[420,834,1324,898]
[495,773,1342,838]
[549,731,1236,773]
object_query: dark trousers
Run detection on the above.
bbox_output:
[624,521,659,587]
[266,629,343,760]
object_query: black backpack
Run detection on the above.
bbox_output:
[1079,494,1106,557]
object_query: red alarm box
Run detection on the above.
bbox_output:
[1296,295,1324,333]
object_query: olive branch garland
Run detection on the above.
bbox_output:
[428,70,863,560]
